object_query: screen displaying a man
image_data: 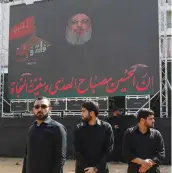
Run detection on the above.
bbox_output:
[65,13,92,45]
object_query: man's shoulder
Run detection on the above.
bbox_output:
[27,123,36,135]
[75,119,111,128]
[100,119,112,128]
[49,119,67,132]
[150,128,162,136]
[125,126,137,134]
[28,122,35,130]
[75,121,86,130]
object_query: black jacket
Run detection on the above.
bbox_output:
[73,119,114,173]
[122,126,165,173]
[22,117,67,173]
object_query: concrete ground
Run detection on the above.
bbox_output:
[0,157,171,173]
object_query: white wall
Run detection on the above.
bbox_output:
[0,3,9,67]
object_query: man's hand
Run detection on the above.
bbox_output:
[140,159,153,168]
[139,159,153,173]
[114,125,119,129]
[139,166,148,173]
[149,159,157,166]
[84,167,97,173]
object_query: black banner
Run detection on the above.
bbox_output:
[126,97,150,109]
[8,0,159,99]
[97,99,108,110]
[10,101,27,112]
[28,100,34,112]
[67,99,85,111]
[50,99,66,111]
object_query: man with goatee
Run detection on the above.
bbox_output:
[22,96,67,173]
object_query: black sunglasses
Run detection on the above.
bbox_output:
[34,104,49,109]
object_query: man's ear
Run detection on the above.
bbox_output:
[49,106,52,111]
[89,111,94,116]
[140,118,146,123]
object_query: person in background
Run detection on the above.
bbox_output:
[22,96,67,173]
[73,101,114,173]
[106,108,123,163]
[122,109,165,173]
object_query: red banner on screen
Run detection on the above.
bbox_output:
[9,16,34,40]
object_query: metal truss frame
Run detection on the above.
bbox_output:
[0,2,6,116]
[0,0,171,118]
[158,0,171,118]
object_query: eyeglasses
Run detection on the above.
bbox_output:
[34,104,49,109]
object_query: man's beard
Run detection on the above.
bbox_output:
[65,26,92,45]
[145,122,154,128]
[82,114,92,123]
[35,112,49,121]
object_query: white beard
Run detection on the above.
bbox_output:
[65,26,92,45]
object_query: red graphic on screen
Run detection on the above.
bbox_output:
[9,16,35,40]
[10,16,50,60]
[16,37,50,58]
[10,64,154,98]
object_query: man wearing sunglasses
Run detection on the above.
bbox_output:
[22,96,67,173]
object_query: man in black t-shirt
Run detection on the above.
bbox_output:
[73,101,114,173]
[122,109,165,173]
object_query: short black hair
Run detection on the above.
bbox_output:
[81,101,99,117]
[112,108,119,112]
[34,96,51,106]
[137,108,154,122]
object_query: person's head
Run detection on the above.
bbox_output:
[137,109,155,128]
[112,108,120,116]
[81,101,99,122]
[65,13,92,45]
[33,96,51,121]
